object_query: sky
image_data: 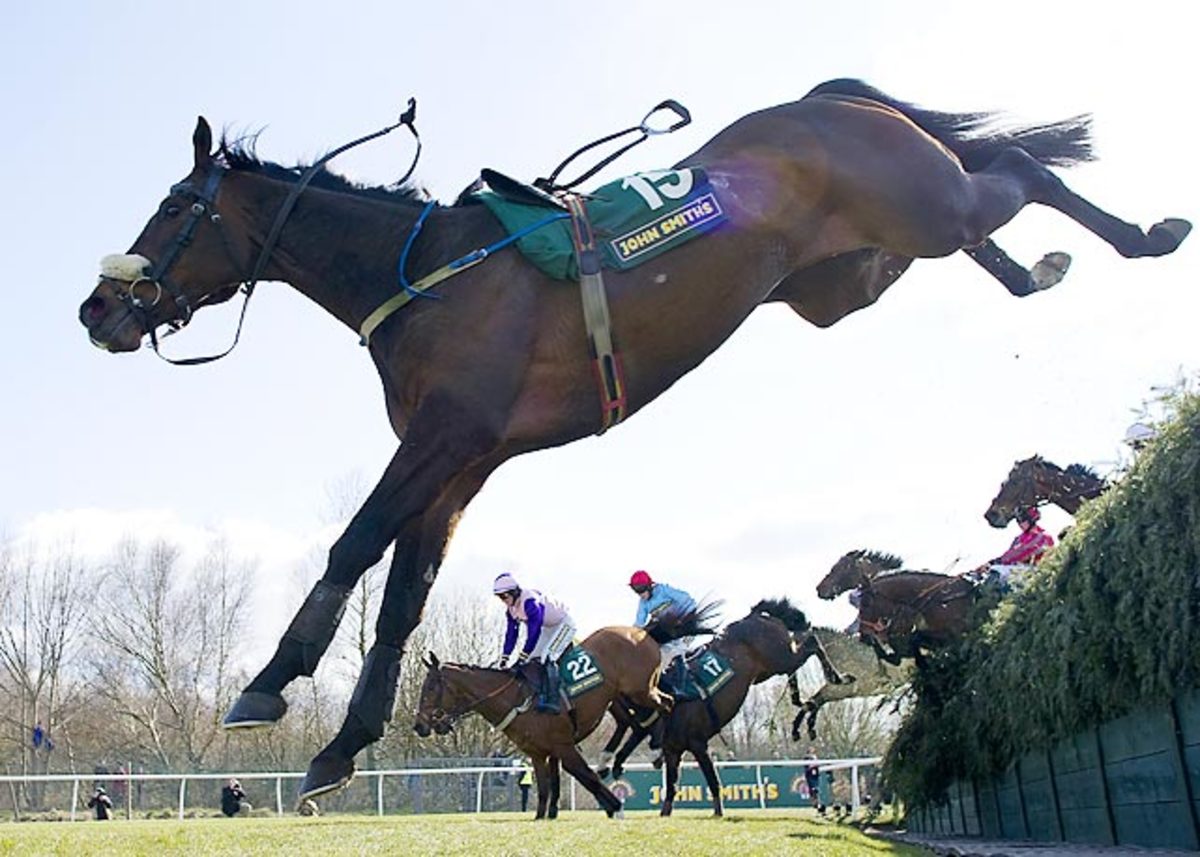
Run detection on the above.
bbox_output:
[2,1,1197,660]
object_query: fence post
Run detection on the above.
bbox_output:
[571,777,577,812]
[275,777,283,817]
[70,779,78,822]
[851,764,860,814]
[476,771,485,813]
[177,778,186,821]
[377,772,384,817]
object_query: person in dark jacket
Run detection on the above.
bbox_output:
[220,778,252,817]
[87,786,114,820]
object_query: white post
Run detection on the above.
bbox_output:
[476,771,485,813]
[70,779,78,822]
[851,763,860,814]
[177,778,186,821]
[275,777,283,817]
[377,772,384,817]
[754,765,766,809]
[570,778,576,811]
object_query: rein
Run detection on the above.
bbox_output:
[113,100,422,366]
[430,666,521,729]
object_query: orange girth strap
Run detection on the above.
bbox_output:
[565,195,627,433]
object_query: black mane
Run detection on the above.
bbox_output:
[1065,462,1102,482]
[850,549,904,571]
[748,597,810,634]
[217,134,433,206]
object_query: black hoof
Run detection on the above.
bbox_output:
[223,691,287,729]
[596,766,610,780]
[1148,218,1192,255]
[299,753,355,801]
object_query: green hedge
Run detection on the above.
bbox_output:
[886,391,1200,807]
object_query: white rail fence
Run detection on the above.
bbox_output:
[0,756,880,821]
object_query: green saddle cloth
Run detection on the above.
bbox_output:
[674,648,735,701]
[475,167,727,280]
[558,645,605,699]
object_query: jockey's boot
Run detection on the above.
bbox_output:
[536,660,561,713]
[666,656,688,695]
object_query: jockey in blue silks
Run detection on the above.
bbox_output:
[493,573,577,712]
[627,569,698,761]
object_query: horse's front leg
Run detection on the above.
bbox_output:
[691,742,724,817]
[659,749,682,817]
[532,755,551,819]
[797,631,854,686]
[299,406,503,798]
[865,634,904,667]
[224,443,423,729]
[547,757,561,819]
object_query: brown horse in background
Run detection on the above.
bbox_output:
[413,606,715,819]
[984,455,1107,527]
[78,79,1189,798]
[597,598,848,816]
[818,550,977,667]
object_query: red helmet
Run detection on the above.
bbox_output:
[629,570,653,588]
[1018,506,1041,524]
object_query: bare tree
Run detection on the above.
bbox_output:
[0,538,94,806]
[89,537,253,770]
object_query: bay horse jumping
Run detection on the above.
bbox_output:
[77,79,1189,798]
[597,598,848,817]
[412,605,715,819]
[984,455,1107,527]
[818,550,977,667]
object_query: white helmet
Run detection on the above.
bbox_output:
[493,573,520,595]
[1124,422,1157,447]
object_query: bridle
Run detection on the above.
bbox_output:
[423,663,519,731]
[102,100,421,366]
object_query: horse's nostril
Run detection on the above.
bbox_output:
[80,296,107,325]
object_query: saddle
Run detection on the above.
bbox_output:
[479,168,566,211]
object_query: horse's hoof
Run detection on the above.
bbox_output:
[223,691,287,729]
[596,766,610,780]
[1148,218,1192,255]
[1030,252,1071,290]
[298,753,355,801]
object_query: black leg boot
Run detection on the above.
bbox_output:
[225,580,351,728]
[300,643,401,800]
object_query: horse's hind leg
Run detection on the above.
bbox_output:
[548,757,562,819]
[557,746,622,818]
[968,147,1191,258]
[963,239,1071,297]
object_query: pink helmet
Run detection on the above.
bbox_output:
[629,570,653,588]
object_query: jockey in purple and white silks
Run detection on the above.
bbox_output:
[493,573,577,711]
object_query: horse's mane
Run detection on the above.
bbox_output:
[1065,462,1102,482]
[217,134,434,206]
[849,549,904,571]
[749,597,811,634]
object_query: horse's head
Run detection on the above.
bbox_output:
[817,549,901,599]
[413,652,456,737]
[79,118,253,353]
[984,455,1047,527]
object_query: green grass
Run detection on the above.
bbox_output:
[0,810,926,856]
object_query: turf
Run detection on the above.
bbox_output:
[0,809,926,856]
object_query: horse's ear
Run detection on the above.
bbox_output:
[193,117,213,170]
[429,651,440,669]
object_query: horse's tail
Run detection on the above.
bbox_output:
[806,78,1094,172]
[644,600,722,644]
